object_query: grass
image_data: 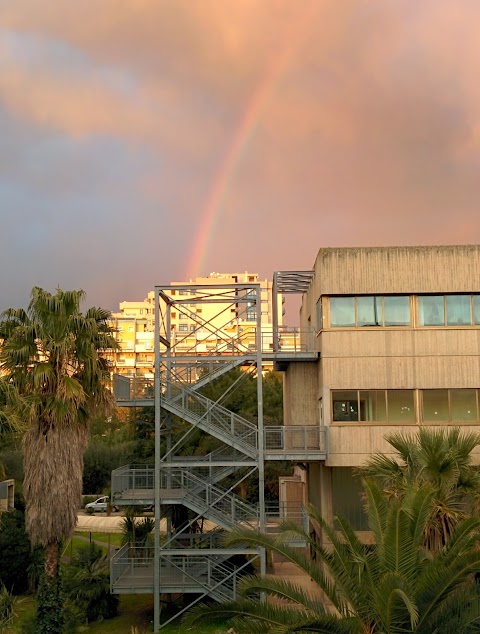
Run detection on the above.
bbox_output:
[76,532,123,547]
[8,594,229,633]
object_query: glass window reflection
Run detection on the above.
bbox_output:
[446,295,472,326]
[418,296,445,326]
[330,297,355,327]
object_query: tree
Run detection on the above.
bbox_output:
[0,287,117,630]
[0,509,38,594]
[361,427,480,551]
[185,479,480,633]
[64,542,119,623]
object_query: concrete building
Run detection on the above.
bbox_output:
[110,245,480,629]
[284,244,480,535]
[107,272,283,377]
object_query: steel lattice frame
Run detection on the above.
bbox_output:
[153,283,266,631]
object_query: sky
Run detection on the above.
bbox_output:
[1,1,480,318]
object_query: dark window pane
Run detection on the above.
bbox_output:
[357,296,382,327]
[418,296,445,326]
[360,390,387,421]
[332,391,358,421]
[330,297,355,327]
[384,296,410,326]
[446,295,472,326]
[422,390,449,422]
[451,389,477,421]
[332,468,368,530]
[388,390,415,422]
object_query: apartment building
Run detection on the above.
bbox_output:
[107,272,283,376]
[284,244,480,534]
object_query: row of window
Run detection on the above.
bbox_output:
[325,294,480,329]
[332,389,480,423]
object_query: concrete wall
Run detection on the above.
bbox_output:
[283,362,318,425]
[321,329,480,390]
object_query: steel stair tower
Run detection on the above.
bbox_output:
[110,276,325,631]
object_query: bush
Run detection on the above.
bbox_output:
[0,583,19,629]
[83,441,134,494]
[0,509,38,594]
[64,543,119,623]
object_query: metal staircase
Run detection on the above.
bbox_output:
[111,279,325,630]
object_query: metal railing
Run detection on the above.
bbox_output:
[113,375,154,402]
[161,380,258,455]
[264,426,327,454]
[111,544,260,600]
[112,466,259,528]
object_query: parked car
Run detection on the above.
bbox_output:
[85,496,119,513]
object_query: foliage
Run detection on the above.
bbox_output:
[35,574,65,634]
[0,583,20,629]
[185,479,480,633]
[0,509,40,595]
[83,440,135,494]
[0,287,117,633]
[121,514,155,547]
[0,288,116,550]
[64,542,119,623]
[0,448,23,484]
[360,427,480,551]
[127,407,156,463]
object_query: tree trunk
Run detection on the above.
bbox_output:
[44,542,59,578]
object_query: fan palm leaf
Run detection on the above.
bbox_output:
[0,287,117,616]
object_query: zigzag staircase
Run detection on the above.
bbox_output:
[111,283,322,630]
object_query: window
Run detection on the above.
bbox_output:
[357,296,382,327]
[332,390,416,423]
[422,389,478,422]
[418,294,480,327]
[329,296,411,328]
[179,313,188,320]
[178,324,188,332]
[139,309,143,314]
[388,390,415,422]
[190,325,195,332]
[446,295,472,325]
[359,390,387,421]
[418,296,444,326]
[474,296,480,325]
[179,289,189,296]
[330,297,355,327]
[451,389,477,422]
[383,296,410,326]
[332,391,358,421]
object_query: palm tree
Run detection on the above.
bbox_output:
[64,542,119,623]
[185,480,480,633]
[361,427,480,551]
[0,287,116,628]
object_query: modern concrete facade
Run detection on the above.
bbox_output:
[285,244,480,534]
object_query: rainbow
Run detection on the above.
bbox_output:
[186,2,317,278]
